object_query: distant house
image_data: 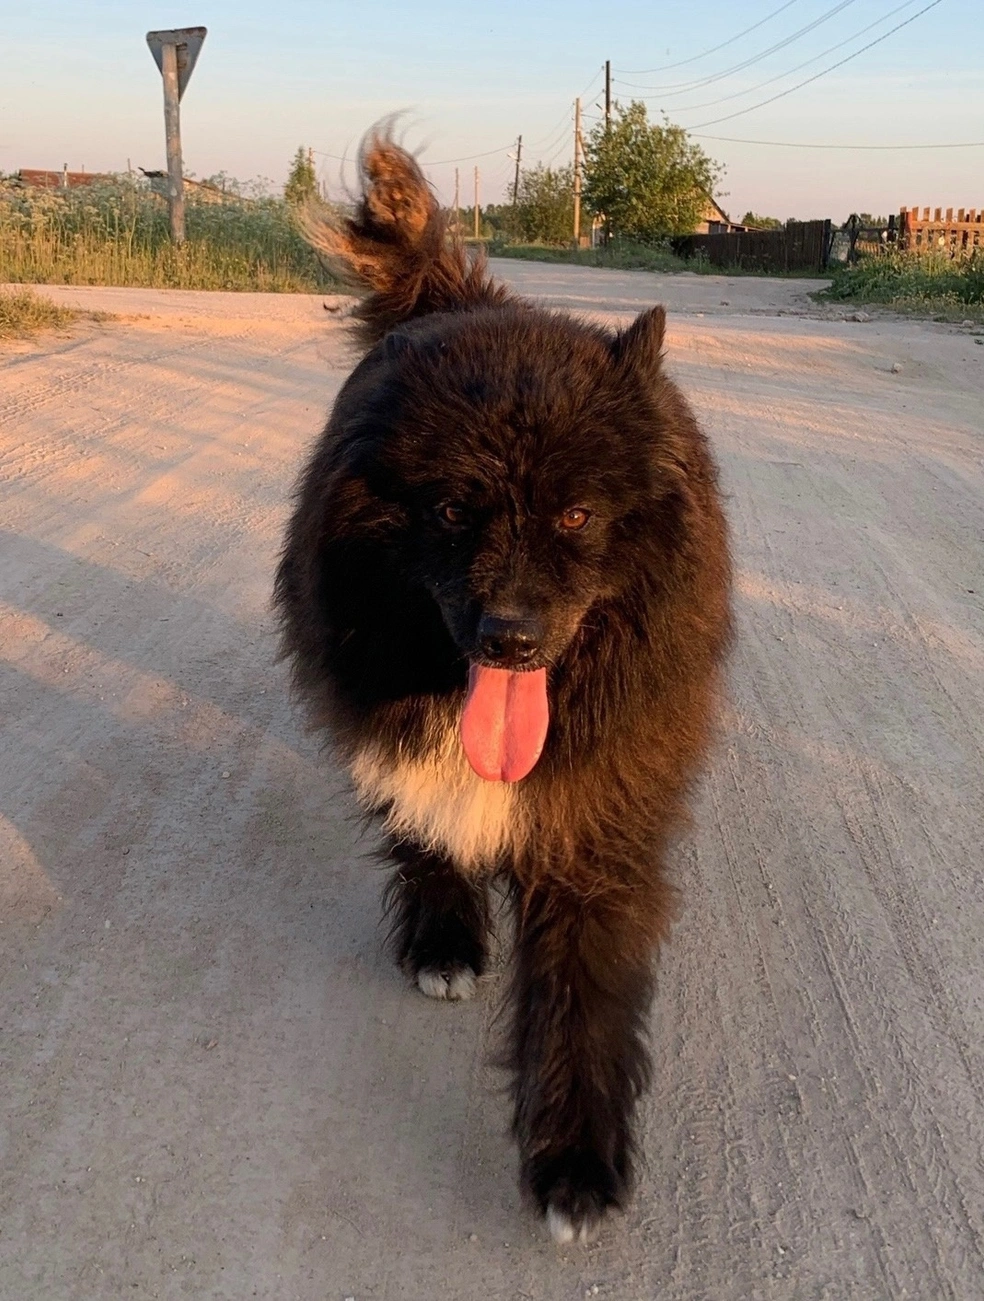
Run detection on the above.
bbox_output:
[694,195,747,235]
[587,197,748,246]
[13,168,114,190]
[139,170,232,204]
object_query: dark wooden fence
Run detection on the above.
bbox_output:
[672,219,832,273]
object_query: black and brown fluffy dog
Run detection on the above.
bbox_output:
[275,132,732,1243]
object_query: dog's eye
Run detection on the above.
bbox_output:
[436,502,469,527]
[559,507,591,531]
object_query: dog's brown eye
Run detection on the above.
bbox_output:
[437,502,468,527]
[559,507,591,531]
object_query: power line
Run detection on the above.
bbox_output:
[313,143,513,167]
[525,108,573,151]
[617,0,861,95]
[691,132,984,148]
[528,117,575,163]
[687,0,944,128]
[670,0,923,114]
[576,64,606,99]
[426,143,514,164]
[618,0,803,75]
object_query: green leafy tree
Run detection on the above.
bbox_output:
[582,102,723,243]
[509,164,576,245]
[284,147,317,207]
[481,202,523,240]
[741,211,783,229]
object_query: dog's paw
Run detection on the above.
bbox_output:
[415,965,478,1002]
[530,1149,625,1246]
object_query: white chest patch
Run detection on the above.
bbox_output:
[350,724,527,870]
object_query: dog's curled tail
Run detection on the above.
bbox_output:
[299,127,509,346]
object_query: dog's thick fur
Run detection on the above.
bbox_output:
[275,131,732,1243]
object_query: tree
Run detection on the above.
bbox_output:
[582,102,723,243]
[508,164,575,244]
[741,211,783,229]
[284,147,317,207]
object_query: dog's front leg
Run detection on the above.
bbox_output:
[509,877,663,1243]
[384,839,491,1001]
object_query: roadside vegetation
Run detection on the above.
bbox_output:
[0,168,336,293]
[820,248,984,318]
[0,286,79,338]
[489,238,688,273]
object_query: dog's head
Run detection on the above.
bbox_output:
[327,301,696,778]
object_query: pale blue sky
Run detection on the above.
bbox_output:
[2,0,981,221]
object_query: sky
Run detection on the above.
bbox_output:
[2,0,982,223]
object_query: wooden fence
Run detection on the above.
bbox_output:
[673,219,832,274]
[900,207,983,256]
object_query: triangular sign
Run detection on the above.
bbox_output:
[146,27,207,102]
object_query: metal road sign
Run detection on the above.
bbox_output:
[146,27,207,102]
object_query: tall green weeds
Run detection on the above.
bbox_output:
[821,248,984,313]
[488,238,688,273]
[0,177,336,293]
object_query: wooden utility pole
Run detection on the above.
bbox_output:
[512,134,523,206]
[573,98,582,246]
[454,167,460,234]
[160,42,185,244]
[146,27,206,247]
[474,166,480,239]
[604,61,612,245]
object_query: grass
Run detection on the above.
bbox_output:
[488,239,689,273]
[0,177,338,293]
[0,286,79,338]
[818,248,984,320]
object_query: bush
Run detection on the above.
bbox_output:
[822,248,984,308]
[489,238,687,273]
[0,286,78,337]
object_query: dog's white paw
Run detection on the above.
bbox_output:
[546,1204,593,1246]
[416,966,477,1002]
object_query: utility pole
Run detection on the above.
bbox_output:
[512,134,523,206]
[573,98,582,247]
[454,167,460,234]
[474,166,480,239]
[604,61,612,246]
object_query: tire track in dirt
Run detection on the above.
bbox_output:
[2,279,983,1300]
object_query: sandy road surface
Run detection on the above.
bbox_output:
[1,267,983,1300]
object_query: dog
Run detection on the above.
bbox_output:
[274,130,732,1244]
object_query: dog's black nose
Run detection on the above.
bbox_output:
[477,614,542,666]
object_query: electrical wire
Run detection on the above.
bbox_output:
[691,132,984,148]
[687,0,944,128]
[576,64,606,99]
[668,0,923,114]
[616,0,860,95]
[313,143,513,167]
[527,117,575,164]
[618,0,804,75]
[426,143,515,164]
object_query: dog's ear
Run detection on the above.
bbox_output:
[612,306,666,374]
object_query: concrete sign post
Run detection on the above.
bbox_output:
[146,27,207,246]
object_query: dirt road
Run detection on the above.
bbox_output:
[2,266,982,1300]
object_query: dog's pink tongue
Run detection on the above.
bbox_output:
[461,665,549,783]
